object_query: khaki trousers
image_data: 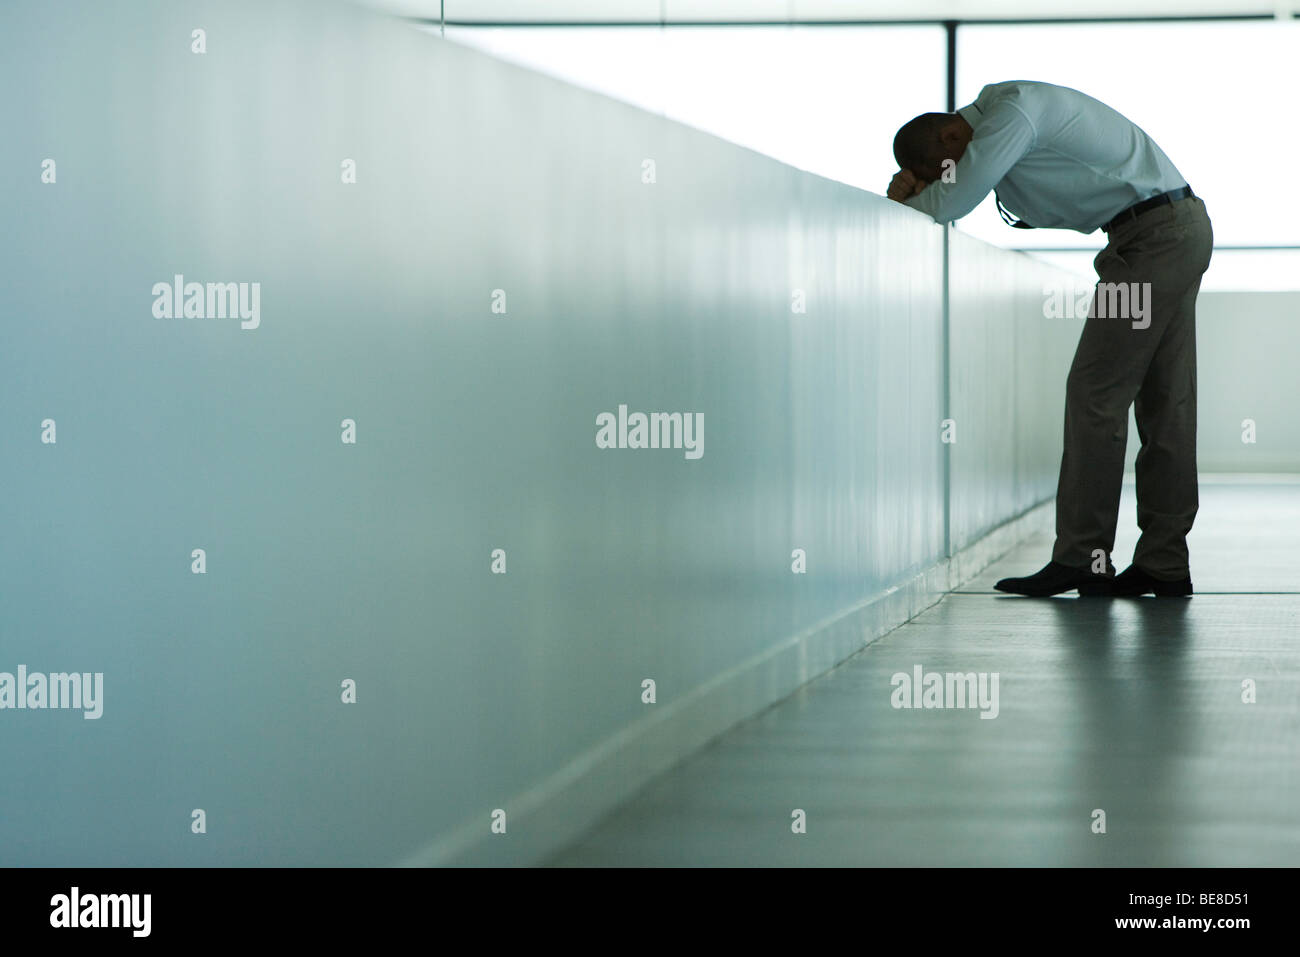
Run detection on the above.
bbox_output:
[1052,195,1214,580]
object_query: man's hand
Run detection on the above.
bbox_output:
[886,169,929,203]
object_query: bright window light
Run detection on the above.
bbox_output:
[957,19,1300,251]
[439,24,946,195]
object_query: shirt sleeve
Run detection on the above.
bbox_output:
[903,99,1038,224]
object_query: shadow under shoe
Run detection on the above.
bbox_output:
[994,560,1113,597]
[1111,564,1193,597]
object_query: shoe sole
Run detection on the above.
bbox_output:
[997,578,1190,597]
[994,580,1114,597]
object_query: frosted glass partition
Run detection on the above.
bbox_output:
[2,0,1085,867]
[946,229,1082,552]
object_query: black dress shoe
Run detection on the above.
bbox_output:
[1111,564,1193,597]
[994,560,1112,597]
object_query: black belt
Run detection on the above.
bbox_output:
[1102,185,1194,233]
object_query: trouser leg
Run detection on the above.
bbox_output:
[1050,278,1144,573]
[1132,270,1207,578]
[1052,198,1212,574]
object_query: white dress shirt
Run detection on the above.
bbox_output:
[903,80,1188,233]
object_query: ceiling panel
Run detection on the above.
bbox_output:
[363,0,1291,24]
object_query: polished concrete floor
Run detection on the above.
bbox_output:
[548,479,1300,866]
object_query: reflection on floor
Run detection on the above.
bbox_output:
[548,479,1300,866]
